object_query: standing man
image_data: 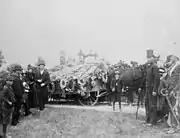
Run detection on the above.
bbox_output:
[145,54,160,126]
[164,55,180,134]
[36,60,50,111]
[110,70,123,111]
[11,64,24,126]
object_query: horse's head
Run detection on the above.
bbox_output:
[138,64,147,75]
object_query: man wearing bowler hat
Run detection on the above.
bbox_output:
[11,64,24,126]
[36,59,50,111]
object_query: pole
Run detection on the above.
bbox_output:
[160,88,180,127]
[165,94,180,127]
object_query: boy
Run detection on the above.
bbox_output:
[0,75,16,138]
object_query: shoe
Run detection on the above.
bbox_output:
[166,128,175,134]
[25,111,32,116]
[146,123,152,126]
[11,122,18,126]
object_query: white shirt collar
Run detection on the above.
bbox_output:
[40,70,44,75]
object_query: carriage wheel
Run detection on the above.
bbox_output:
[78,91,99,106]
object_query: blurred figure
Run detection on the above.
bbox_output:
[25,64,37,108]
[11,64,24,126]
[164,55,180,134]
[0,75,15,138]
[36,60,50,111]
[110,70,123,111]
[145,53,160,126]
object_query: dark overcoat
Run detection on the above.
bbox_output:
[0,84,16,124]
[110,78,123,102]
[146,63,160,107]
[36,70,50,102]
[11,74,24,102]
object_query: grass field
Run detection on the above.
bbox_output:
[9,105,180,138]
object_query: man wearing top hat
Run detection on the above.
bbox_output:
[36,59,50,111]
[145,49,160,126]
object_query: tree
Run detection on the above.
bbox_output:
[0,50,6,68]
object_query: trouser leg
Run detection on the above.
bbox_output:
[42,98,45,109]
[150,107,157,125]
[119,94,121,110]
[38,93,44,111]
[24,102,31,116]
[127,90,133,104]
[145,98,150,123]
[0,124,3,137]
[3,124,7,138]
[11,102,21,125]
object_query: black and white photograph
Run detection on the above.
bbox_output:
[0,0,180,137]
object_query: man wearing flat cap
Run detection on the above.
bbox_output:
[0,75,16,138]
[11,64,24,126]
[110,70,123,111]
[36,60,50,111]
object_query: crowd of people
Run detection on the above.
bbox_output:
[0,59,50,138]
[0,50,180,137]
[141,53,180,134]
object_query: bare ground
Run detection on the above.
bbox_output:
[9,104,180,138]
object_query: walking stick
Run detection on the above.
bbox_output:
[166,94,180,126]
[136,88,141,120]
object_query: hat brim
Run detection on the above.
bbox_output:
[7,79,14,81]
[38,64,45,66]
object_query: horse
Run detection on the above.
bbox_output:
[119,64,147,106]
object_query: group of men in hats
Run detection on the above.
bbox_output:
[143,50,180,134]
[0,59,50,137]
[108,49,180,134]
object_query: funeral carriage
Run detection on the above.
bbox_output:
[48,59,109,106]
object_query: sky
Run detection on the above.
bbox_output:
[0,0,180,68]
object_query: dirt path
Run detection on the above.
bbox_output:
[9,104,180,138]
[46,103,146,116]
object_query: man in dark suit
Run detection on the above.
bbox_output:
[110,70,123,111]
[24,64,36,108]
[36,60,50,111]
[145,56,160,126]
[11,64,24,126]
